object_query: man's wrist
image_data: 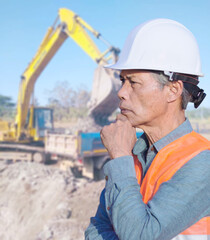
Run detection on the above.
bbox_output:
[103,156,136,183]
[109,151,133,159]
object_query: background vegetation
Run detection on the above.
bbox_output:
[1,83,210,126]
[46,81,90,122]
[0,95,15,120]
[0,81,90,123]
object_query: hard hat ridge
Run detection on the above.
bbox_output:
[106,18,203,77]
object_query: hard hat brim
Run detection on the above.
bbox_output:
[104,63,204,77]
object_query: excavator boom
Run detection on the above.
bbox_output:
[14,8,120,140]
[16,25,67,139]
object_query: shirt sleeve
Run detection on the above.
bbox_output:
[85,188,119,240]
[102,151,210,240]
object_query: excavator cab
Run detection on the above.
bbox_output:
[25,107,53,142]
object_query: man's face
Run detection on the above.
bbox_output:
[118,70,169,128]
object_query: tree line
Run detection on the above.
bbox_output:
[1,81,210,122]
[0,81,90,122]
[46,81,90,122]
[0,95,15,120]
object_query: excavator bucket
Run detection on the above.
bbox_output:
[88,66,121,126]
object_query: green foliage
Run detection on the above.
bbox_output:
[186,107,210,120]
[0,94,15,120]
[47,81,90,122]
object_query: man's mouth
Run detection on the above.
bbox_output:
[120,106,132,114]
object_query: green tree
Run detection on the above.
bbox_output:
[0,94,15,119]
[186,107,210,120]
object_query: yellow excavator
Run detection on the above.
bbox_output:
[0,8,120,161]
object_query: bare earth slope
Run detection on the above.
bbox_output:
[0,161,104,240]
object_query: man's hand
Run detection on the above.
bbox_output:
[100,114,137,159]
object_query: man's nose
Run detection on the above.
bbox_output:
[118,81,129,100]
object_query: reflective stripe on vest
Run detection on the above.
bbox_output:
[134,131,210,239]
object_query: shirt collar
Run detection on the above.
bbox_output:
[133,118,193,155]
[133,133,148,155]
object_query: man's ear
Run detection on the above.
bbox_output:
[167,80,183,103]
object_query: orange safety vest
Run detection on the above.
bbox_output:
[134,131,210,240]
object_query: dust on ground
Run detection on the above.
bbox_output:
[0,161,104,240]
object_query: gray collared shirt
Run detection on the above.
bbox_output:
[85,119,210,240]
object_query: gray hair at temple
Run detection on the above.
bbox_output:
[151,72,192,110]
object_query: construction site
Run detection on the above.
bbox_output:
[0,6,122,240]
[1,2,210,240]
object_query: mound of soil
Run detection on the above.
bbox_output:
[0,161,104,240]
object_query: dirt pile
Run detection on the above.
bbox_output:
[0,161,104,240]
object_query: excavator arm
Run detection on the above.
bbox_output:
[15,8,120,140]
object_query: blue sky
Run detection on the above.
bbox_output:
[1,0,210,107]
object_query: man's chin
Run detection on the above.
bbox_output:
[120,114,135,126]
[117,113,132,123]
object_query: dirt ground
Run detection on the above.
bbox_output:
[0,161,104,240]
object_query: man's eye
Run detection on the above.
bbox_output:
[130,80,137,86]
[120,78,125,85]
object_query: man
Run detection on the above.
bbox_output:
[85,19,210,240]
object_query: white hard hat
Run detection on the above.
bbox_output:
[106,18,203,77]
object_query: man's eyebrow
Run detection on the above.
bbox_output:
[119,74,134,80]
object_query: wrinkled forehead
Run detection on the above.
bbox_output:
[120,69,157,81]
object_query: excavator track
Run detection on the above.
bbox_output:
[0,143,46,163]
